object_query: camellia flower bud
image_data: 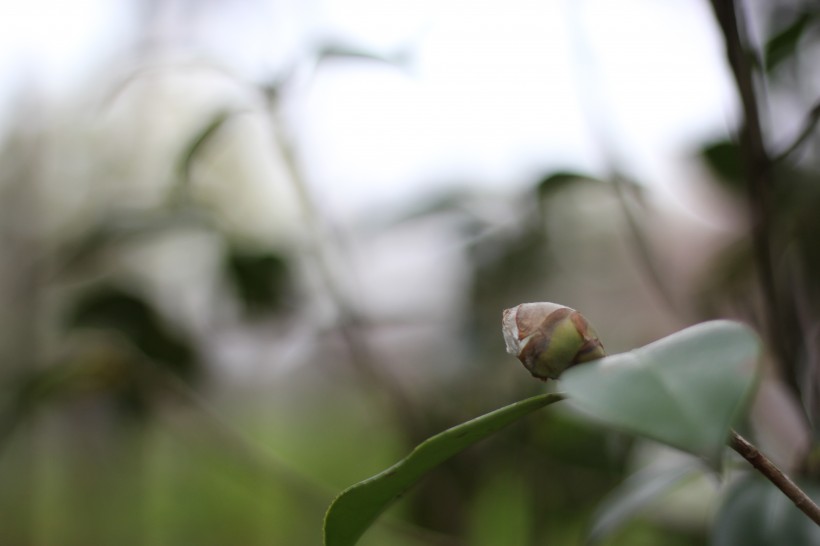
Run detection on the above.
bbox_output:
[502,302,605,380]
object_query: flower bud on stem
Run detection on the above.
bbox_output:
[503,302,820,527]
[502,302,605,380]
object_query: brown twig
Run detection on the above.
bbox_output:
[729,430,820,526]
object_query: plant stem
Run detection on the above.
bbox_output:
[267,94,425,443]
[729,430,820,526]
[708,0,801,397]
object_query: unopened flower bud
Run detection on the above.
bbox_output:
[502,302,605,380]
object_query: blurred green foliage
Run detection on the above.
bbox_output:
[66,285,198,381]
[225,249,292,316]
[1,1,820,545]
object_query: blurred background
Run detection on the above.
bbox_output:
[2,0,820,544]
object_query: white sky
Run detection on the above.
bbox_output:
[301,0,736,218]
[0,0,737,219]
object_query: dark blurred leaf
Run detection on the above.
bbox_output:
[696,238,756,318]
[796,210,820,288]
[323,393,565,546]
[65,285,198,380]
[712,474,820,545]
[765,12,813,73]
[561,321,761,466]
[701,140,745,193]
[225,248,291,315]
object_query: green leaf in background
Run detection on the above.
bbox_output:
[765,11,813,73]
[225,248,291,315]
[323,392,565,546]
[700,140,745,194]
[560,321,761,466]
[713,474,820,546]
[66,285,198,381]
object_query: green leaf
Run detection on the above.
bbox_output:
[701,140,745,193]
[713,474,820,546]
[323,392,565,546]
[560,321,761,465]
[765,12,813,73]
[225,248,291,315]
[66,285,198,381]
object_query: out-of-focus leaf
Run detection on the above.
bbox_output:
[323,393,565,546]
[0,332,160,436]
[586,463,701,543]
[696,238,756,318]
[560,321,761,466]
[225,248,291,315]
[712,474,820,545]
[317,42,410,68]
[65,285,198,380]
[701,140,745,193]
[765,12,813,73]
[175,110,238,203]
[536,171,599,201]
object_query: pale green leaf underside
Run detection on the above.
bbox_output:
[560,320,761,465]
[587,462,702,543]
[323,392,565,546]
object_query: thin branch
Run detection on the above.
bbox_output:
[610,174,680,313]
[709,0,800,396]
[266,93,425,442]
[729,430,820,526]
